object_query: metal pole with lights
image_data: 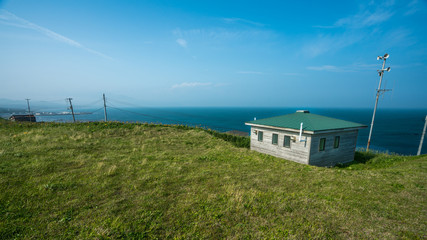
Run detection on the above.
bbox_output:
[366,53,392,152]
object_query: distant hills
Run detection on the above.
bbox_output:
[0,98,65,114]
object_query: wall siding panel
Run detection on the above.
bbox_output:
[249,126,360,167]
[309,130,359,166]
[250,126,311,164]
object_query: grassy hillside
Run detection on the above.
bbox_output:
[0,120,426,239]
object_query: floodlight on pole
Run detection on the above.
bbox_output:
[367,53,392,152]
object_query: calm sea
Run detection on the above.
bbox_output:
[31,107,427,155]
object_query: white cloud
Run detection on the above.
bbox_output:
[222,17,265,27]
[172,27,275,45]
[236,71,263,75]
[334,9,393,28]
[404,0,420,15]
[0,10,112,60]
[304,2,396,58]
[307,65,341,72]
[214,82,230,87]
[307,63,380,72]
[302,32,363,57]
[351,63,379,70]
[176,38,187,48]
[387,28,413,45]
[282,73,302,76]
[314,1,395,29]
[171,82,211,89]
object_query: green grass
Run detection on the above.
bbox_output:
[0,120,426,239]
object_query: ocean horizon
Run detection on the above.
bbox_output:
[4,107,427,156]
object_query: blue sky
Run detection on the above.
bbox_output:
[1,0,426,108]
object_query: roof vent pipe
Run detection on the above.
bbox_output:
[299,122,307,142]
[299,122,303,141]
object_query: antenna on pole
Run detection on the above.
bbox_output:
[25,99,31,114]
[103,93,108,122]
[367,53,392,152]
[66,98,76,123]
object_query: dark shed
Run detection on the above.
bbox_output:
[9,114,37,122]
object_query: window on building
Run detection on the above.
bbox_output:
[334,136,340,148]
[319,138,326,151]
[258,131,263,141]
[284,135,291,148]
[272,133,278,145]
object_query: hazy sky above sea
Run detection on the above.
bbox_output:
[0,0,426,108]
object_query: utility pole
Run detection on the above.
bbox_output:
[66,98,76,123]
[367,53,392,152]
[103,93,108,122]
[417,115,427,156]
[25,98,31,114]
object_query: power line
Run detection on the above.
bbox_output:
[6,96,239,132]
[107,105,235,131]
[73,99,103,109]
[105,97,140,108]
[105,99,239,131]
[105,96,212,122]
[90,107,105,114]
[108,106,188,124]
[106,98,230,122]
[39,99,70,103]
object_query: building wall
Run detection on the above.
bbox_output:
[309,130,359,167]
[249,126,311,164]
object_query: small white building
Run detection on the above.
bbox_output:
[245,110,367,166]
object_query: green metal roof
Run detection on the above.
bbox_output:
[246,111,367,132]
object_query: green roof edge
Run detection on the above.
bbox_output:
[245,112,367,132]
